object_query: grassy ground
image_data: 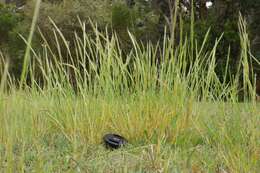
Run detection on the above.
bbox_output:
[0,91,260,172]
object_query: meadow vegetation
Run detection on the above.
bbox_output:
[0,0,260,172]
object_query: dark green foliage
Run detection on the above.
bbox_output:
[0,3,26,77]
[111,1,160,49]
[193,7,240,79]
[112,3,133,30]
[0,3,21,43]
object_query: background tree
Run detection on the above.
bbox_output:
[149,0,260,77]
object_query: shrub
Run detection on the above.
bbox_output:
[0,3,25,77]
[0,3,22,43]
[112,1,160,44]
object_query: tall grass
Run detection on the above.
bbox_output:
[10,15,256,102]
[0,2,259,172]
[19,0,42,88]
